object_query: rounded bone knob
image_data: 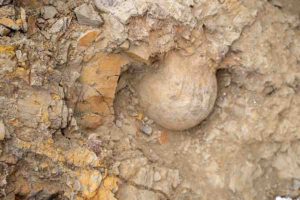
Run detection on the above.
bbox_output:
[137,52,217,131]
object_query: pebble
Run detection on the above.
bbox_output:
[49,17,71,33]
[95,0,117,8]
[42,6,58,19]
[0,25,10,36]
[115,119,122,128]
[141,124,152,136]
[74,4,103,27]
[77,30,101,47]
[128,110,138,117]
[0,0,11,6]
[153,171,161,181]
[293,179,300,190]
[20,7,27,32]
[0,120,6,141]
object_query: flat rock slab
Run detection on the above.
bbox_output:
[74,4,103,27]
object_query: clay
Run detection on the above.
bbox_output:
[137,51,217,130]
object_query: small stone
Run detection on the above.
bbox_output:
[0,0,11,6]
[147,119,154,125]
[27,16,37,37]
[131,97,139,106]
[41,6,58,19]
[74,4,103,27]
[115,119,122,128]
[0,25,10,36]
[293,179,300,190]
[120,40,130,50]
[78,30,101,47]
[49,17,71,33]
[128,110,138,117]
[95,0,118,8]
[153,171,161,181]
[126,44,151,64]
[15,50,23,61]
[20,7,27,31]
[0,18,20,30]
[79,113,103,129]
[0,120,6,141]
[141,124,152,136]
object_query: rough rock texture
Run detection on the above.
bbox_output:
[0,0,299,200]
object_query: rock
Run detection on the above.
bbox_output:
[15,50,27,63]
[153,171,161,182]
[0,18,20,30]
[141,124,152,136]
[0,0,11,6]
[77,53,130,126]
[0,120,6,140]
[92,176,119,200]
[20,7,27,31]
[41,6,58,19]
[49,17,71,33]
[94,0,118,9]
[275,197,292,200]
[0,25,10,36]
[117,185,162,200]
[76,169,103,198]
[126,44,151,64]
[74,4,103,27]
[79,52,129,99]
[293,179,300,190]
[27,15,37,36]
[120,40,130,50]
[0,5,15,19]
[77,29,101,47]
[115,119,122,128]
[79,113,103,129]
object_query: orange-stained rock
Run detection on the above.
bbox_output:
[78,52,130,128]
[27,16,37,37]
[77,169,102,198]
[80,53,129,99]
[78,30,101,47]
[91,176,119,200]
[15,138,101,168]
[0,18,20,30]
[0,45,15,55]
[79,113,103,129]
[77,96,111,115]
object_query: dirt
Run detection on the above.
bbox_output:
[0,0,299,199]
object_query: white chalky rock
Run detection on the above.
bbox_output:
[0,120,6,140]
[137,51,217,131]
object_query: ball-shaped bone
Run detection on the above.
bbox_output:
[137,52,217,131]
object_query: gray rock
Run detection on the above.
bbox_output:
[141,124,152,136]
[95,0,118,8]
[74,4,103,27]
[293,179,300,190]
[0,0,11,6]
[42,6,58,19]
[0,25,10,36]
